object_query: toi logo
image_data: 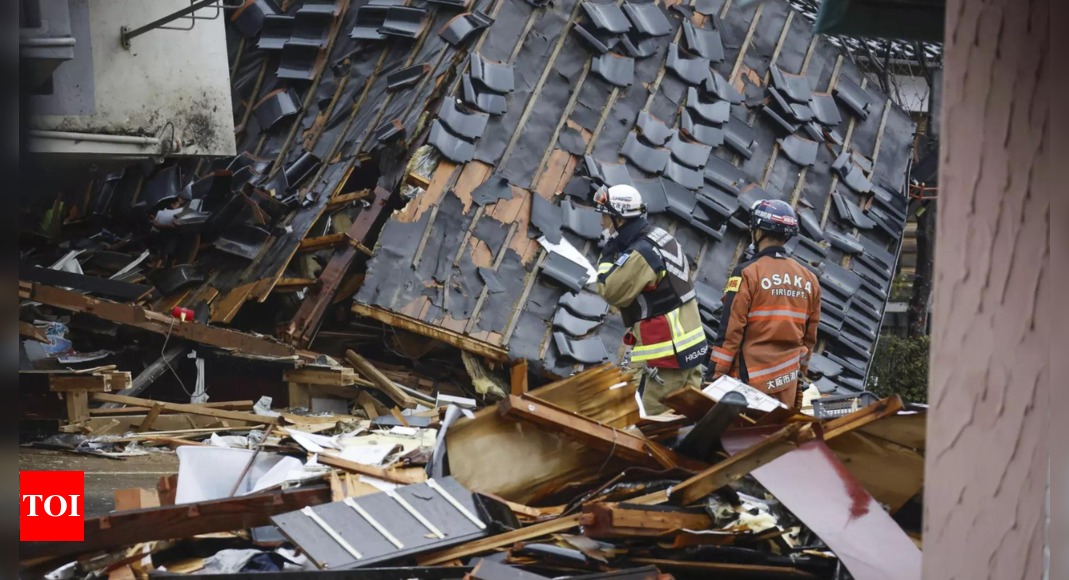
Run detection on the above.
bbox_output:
[20,471,85,541]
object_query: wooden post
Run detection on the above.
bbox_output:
[137,403,166,433]
[288,382,311,409]
[65,390,90,425]
[924,1,1049,578]
[510,360,528,396]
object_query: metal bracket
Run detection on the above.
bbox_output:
[120,0,226,49]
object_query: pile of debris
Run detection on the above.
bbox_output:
[19,0,925,576]
[20,363,925,580]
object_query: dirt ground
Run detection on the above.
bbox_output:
[19,448,180,518]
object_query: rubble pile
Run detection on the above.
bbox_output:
[20,359,926,580]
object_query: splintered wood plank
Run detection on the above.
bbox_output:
[820,395,904,440]
[672,423,819,505]
[92,393,276,426]
[317,454,427,484]
[662,387,718,421]
[352,303,510,361]
[580,502,712,538]
[27,283,303,359]
[211,282,257,324]
[344,350,419,409]
[499,395,709,473]
[417,514,582,565]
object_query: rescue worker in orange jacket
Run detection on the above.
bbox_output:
[710,199,820,408]
[594,185,708,415]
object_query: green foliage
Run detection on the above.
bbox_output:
[866,335,929,404]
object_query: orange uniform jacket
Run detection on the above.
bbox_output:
[711,246,821,403]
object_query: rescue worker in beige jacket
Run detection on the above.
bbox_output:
[594,185,708,414]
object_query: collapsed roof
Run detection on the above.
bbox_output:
[20,0,916,394]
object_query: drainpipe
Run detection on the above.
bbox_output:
[28,130,162,146]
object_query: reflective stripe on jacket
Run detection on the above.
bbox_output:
[711,245,821,394]
[596,218,708,369]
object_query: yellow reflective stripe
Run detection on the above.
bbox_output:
[631,349,673,362]
[632,339,674,353]
[667,309,685,338]
[597,262,614,274]
[675,332,706,351]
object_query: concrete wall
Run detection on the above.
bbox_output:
[923,0,1049,578]
[30,0,235,157]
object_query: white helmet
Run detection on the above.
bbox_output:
[593,184,646,218]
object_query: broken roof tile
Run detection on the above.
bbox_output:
[703,153,748,194]
[723,114,757,158]
[796,207,825,242]
[573,23,612,54]
[559,291,609,320]
[387,63,431,91]
[461,73,508,115]
[232,0,278,38]
[351,4,391,39]
[581,0,632,34]
[562,200,603,239]
[825,228,865,254]
[277,42,320,80]
[438,98,490,140]
[704,70,744,103]
[664,158,704,191]
[833,75,871,119]
[666,43,710,85]
[762,105,801,134]
[635,111,674,146]
[553,308,602,337]
[831,152,874,193]
[553,332,609,364]
[439,10,494,47]
[541,252,590,293]
[597,161,634,187]
[471,53,515,94]
[380,6,428,38]
[283,150,322,190]
[668,131,713,169]
[810,92,842,126]
[478,267,506,293]
[622,1,671,36]
[258,14,294,50]
[633,178,669,214]
[686,87,730,124]
[429,120,475,163]
[558,127,586,155]
[253,88,302,133]
[777,134,819,166]
[681,109,724,148]
[620,31,658,58]
[663,176,698,220]
[621,132,670,174]
[591,52,635,87]
[471,173,513,206]
[530,195,563,244]
[372,119,405,145]
[682,20,724,62]
[769,65,813,103]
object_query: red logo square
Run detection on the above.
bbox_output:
[20,471,85,541]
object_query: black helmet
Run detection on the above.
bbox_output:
[750,199,799,238]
